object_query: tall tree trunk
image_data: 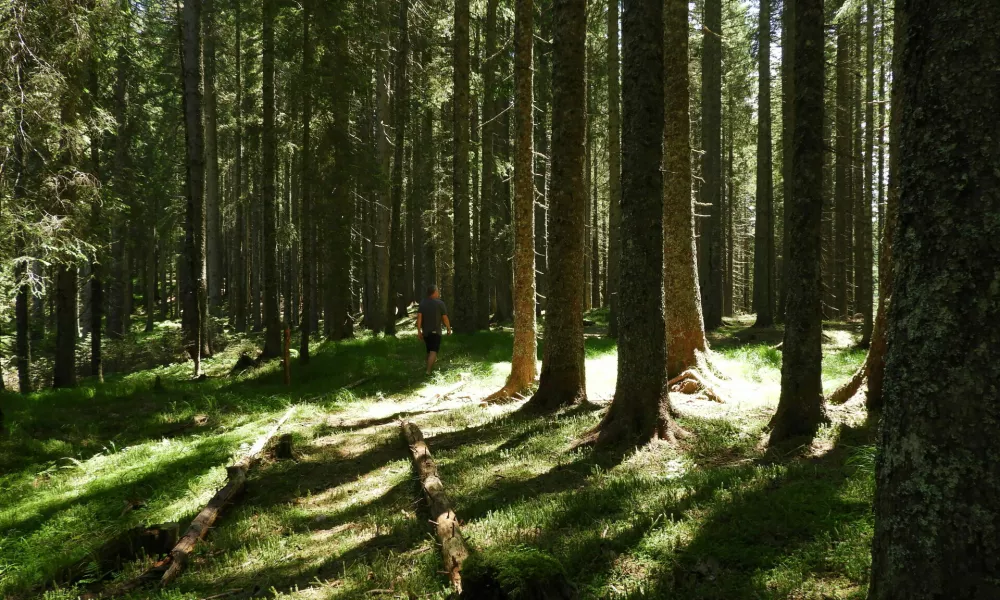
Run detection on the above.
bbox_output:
[54,266,78,388]
[387,0,410,332]
[369,2,392,334]
[869,0,1000,594]
[106,31,130,340]
[591,0,679,446]
[299,0,313,362]
[699,0,724,329]
[535,2,551,319]
[180,0,206,376]
[260,0,281,358]
[13,59,32,393]
[233,0,247,333]
[54,12,83,389]
[499,0,538,394]
[477,0,497,331]
[328,10,354,341]
[204,0,222,319]
[778,0,794,321]
[494,97,514,323]
[452,0,473,333]
[864,0,899,415]
[88,52,103,381]
[606,0,621,337]
[753,0,774,327]
[857,0,874,346]
[663,0,707,378]
[523,0,587,412]
[768,0,827,445]
[833,13,850,319]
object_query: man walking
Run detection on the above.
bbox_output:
[417,285,452,374]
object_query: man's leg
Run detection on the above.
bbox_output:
[426,351,437,374]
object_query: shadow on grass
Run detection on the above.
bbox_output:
[632,424,874,599]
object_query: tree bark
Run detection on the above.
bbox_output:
[233,0,247,333]
[768,0,828,445]
[869,0,1000,595]
[523,0,588,412]
[299,0,313,363]
[260,0,282,358]
[475,2,497,331]
[497,0,538,395]
[858,0,874,346]
[590,0,678,446]
[327,8,354,341]
[606,0,621,337]
[833,12,850,319]
[864,0,900,416]
[401,422,470,592]
[54,266,78,388]
[663,0,708,379]
[13,72,32,392]
[180,0,206,376]
[452,0,473,333]
[778,0,794,321]
[204,0,222,319]
[88,55,103,382]
[387,0,410,333]
[699,0,724,329]
[753,0,775,327]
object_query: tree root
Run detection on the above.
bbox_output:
[667,369,728,403]
[826,362,868,405]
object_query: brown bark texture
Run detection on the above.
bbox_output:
[663,0,707,378]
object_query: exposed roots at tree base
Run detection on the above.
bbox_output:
[826,362,868,405]
[573,410,691,451]
[667,369,729,404]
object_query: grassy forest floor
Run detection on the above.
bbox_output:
[0,313,873,599]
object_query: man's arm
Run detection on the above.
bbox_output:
[442,314,452,334]
[416,313,424,339]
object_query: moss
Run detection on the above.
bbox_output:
[462,545,574,600]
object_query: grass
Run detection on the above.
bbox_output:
[0,317,872,599]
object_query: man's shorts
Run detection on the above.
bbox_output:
[424,333,442,353]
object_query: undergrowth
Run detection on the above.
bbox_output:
[0,319,872,599]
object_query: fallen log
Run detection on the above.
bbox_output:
[161,406,295,585]
[94,407,296,597]
[401,421,470,593]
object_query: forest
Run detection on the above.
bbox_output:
[0,0,997,597]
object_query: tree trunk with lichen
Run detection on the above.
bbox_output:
[768,0,827,445]
[523,0,588,412]
[663,0,707,379]
[868,2,1000,596]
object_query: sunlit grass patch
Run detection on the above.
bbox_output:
[1,321,873,600]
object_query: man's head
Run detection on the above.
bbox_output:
[427,284,439,299]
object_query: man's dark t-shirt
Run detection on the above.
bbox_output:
[419,298,448,336]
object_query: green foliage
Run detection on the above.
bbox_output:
[0,323,873,599]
